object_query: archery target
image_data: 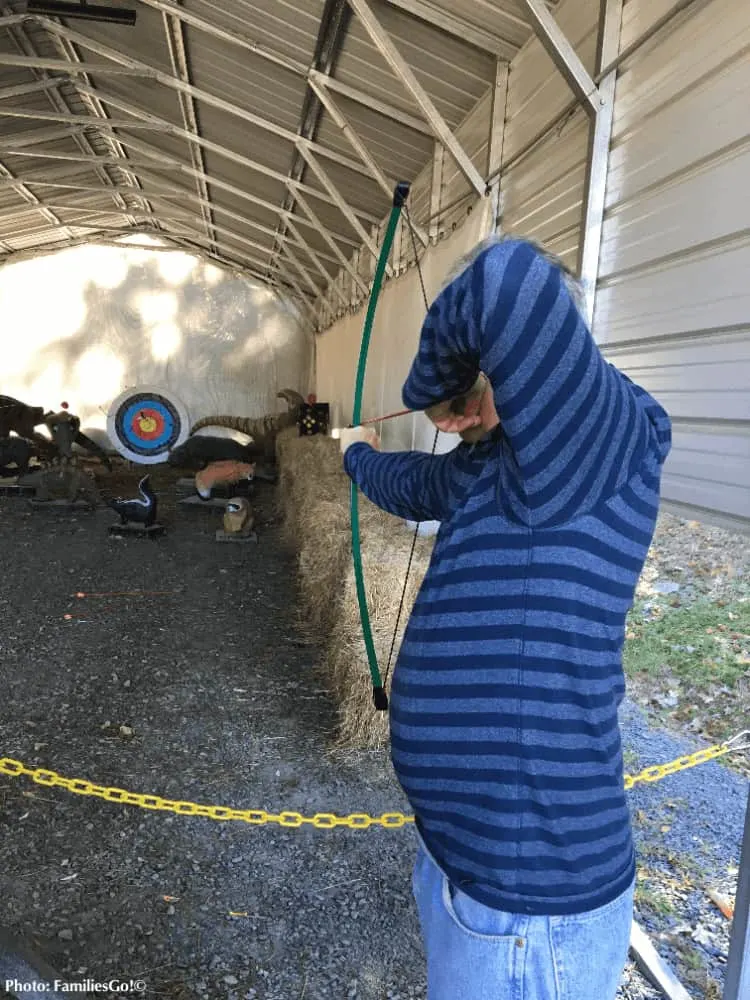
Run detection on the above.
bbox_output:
[107,386,190,464]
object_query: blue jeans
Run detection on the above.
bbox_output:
[412,839,634,1000]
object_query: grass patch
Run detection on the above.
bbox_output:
[623,598,750,749]
[624,598,749,688]
[635,881,676,917]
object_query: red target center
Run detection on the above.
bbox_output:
[131,408,165,441]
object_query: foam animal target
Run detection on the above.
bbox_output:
[107,387,190,464]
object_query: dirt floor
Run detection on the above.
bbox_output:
[0,469,425,1000]
[0,468,747,1000]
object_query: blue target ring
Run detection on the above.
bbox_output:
[107,387,190,464]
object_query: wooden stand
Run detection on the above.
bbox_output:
[109,522,165,538]
[0,483,35,497]
[30,498,95,510]
[178,495,227,509]
[215,529,257,543]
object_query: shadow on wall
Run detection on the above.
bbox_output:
[0,240,311,448]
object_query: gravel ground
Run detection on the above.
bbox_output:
[0,479,747,999]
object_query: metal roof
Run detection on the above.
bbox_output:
[0,0,553,302]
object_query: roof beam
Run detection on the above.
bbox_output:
[0,124,93,148]
[0,107,171,130]
[1,172,339,264]
[136,0,306,74]
[133,175,340,265]
[0,141,361,250]
[117,139,360,248]
[132,0,485,136]
[39,196,280,263]
[307,73,428,247]
[74,85,382,223]
[309,71,431,136]
[285,216,344,300]
[293,188,370,296]
[517,0,600,115]
[0,78,63,101]
[579,0,623,326]
[279,241,324,297]
[11,19,383,184]
[161,2,215,249]
[36,19,155,223]
[0,10,142,229]
[0,9,467,141]
[296,143,385,269]
[345,0,486,197]
[382,0,517,59]
[33,205,291,279]
[0,52,145,75]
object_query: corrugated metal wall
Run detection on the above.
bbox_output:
[313,0,750,533]
[595,0,750,533]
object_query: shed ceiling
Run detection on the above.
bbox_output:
[0,0,556,300]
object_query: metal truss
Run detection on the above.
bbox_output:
[2,170,339,268]
[0,141,360,252]
[62,85,383,226]
[517,0,600,114]
[1,6,155,229]
[134,0,435,135]
[295,143,386,269]
[0,0,623,332]
[345,0,486,198]
[0,18,382,184]
[308,74,429,248]
[161,0,215,250]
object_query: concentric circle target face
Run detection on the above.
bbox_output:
[107,387,190,464]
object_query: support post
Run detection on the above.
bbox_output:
[487,59,508,234]
[724,787,750,1000]
[429,142,444,242]
[578,0,623,328]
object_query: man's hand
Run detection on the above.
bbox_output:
[337,426,381,455]
[425,373,495,443]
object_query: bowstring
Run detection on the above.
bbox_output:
[382,206,439,690]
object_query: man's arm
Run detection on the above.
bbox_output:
[343,441,468,524]
[402,239,654,525]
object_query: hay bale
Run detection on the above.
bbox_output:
[276,430,435,748]
[328,512,432,748]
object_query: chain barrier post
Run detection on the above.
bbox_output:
[723,784,750,1000]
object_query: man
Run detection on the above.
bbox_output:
[339,235,672,1000]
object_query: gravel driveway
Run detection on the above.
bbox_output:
[0,478,746,999]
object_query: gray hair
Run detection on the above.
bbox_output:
[439,232,585,313]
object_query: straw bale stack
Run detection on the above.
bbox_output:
[276,427,434,747]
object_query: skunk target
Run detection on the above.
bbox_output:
[107,387,190,464]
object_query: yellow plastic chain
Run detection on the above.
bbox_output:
[1,730,747,831]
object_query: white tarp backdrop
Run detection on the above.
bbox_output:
[0,237,312,448]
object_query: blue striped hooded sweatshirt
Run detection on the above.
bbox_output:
[344,239,672,916]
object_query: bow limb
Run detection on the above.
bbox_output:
[350,181,410,712]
